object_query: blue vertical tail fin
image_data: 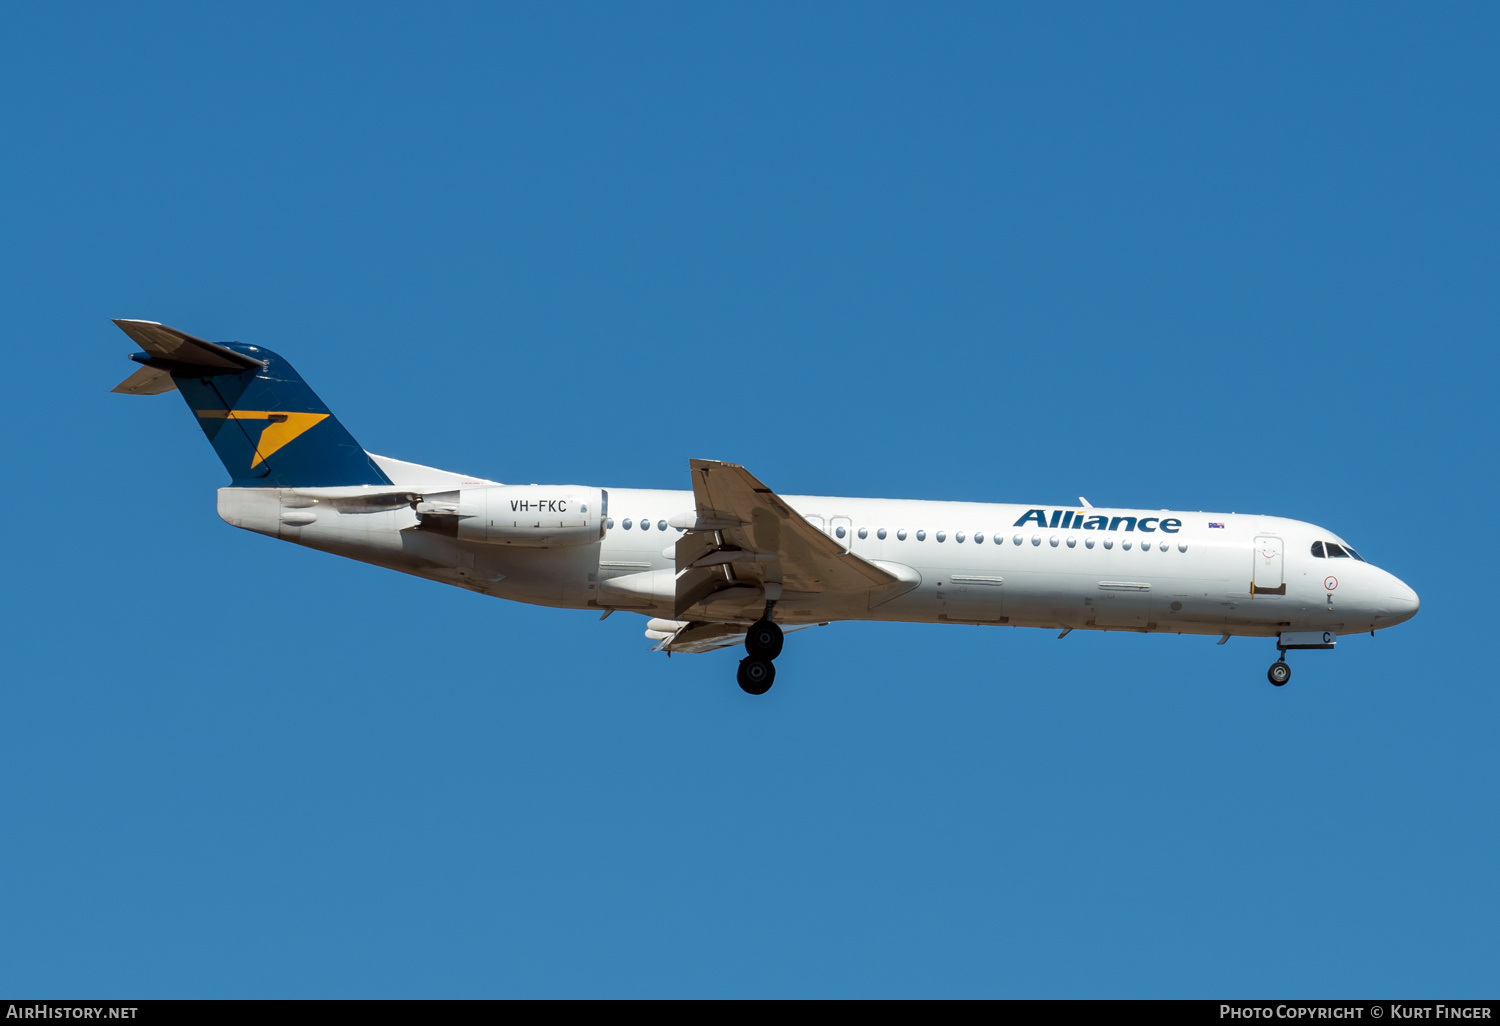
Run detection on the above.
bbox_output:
[111,319,392,488]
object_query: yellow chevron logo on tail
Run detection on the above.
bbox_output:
[194,410,330,467]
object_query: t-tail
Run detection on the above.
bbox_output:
[110,319,391,488]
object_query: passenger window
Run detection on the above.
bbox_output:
[858,527,868,540]
[936,531,947,542]
[1326,543,1350,558]
[877,528,887,540]
[917,530,926,541]
[835,526,846,539]
[657,520,667,531]
[955,532,965,543]
[1311,541,1325,558]
[641,520,651,531]
[974,532,984,544]
[897,529,907,541]
[623,519,633,530]
[606,518,615,529]
[1013,534,1023,545]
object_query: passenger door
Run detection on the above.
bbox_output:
[1252,535,1285,596]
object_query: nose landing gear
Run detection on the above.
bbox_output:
[738,603,784,695]
[1268,632,1337,685]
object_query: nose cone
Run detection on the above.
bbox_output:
[1375,576,1420,629]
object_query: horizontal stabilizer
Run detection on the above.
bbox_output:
[112,319,265,373]
[110,318,392,488]
[111,364,178,395]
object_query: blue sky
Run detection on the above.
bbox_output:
[1,2,1495,997]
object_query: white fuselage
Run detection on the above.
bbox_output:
[218,473,1420,640]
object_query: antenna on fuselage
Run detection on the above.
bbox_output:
[1079,496,1093,508]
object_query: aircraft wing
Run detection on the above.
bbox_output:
[646,618,822,655]
[672,459,915,617]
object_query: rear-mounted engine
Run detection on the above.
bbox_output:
[416,485,607,548]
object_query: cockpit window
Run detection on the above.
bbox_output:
[1315,539,1368,561]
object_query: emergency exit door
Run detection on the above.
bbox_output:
[829,516,853,552]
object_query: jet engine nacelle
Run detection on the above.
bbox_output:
[425,485,606,548]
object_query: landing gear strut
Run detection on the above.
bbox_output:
[738,602,784,695]
[1268,660,1291,686]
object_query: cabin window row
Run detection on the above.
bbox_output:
[607,518,669,531]
[601,517,1189,553]
[834,526,1188,552]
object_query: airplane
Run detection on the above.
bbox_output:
[110,319,1420,694]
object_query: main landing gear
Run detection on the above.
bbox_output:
[1267,660,1292,686]
[737,603,784,696]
